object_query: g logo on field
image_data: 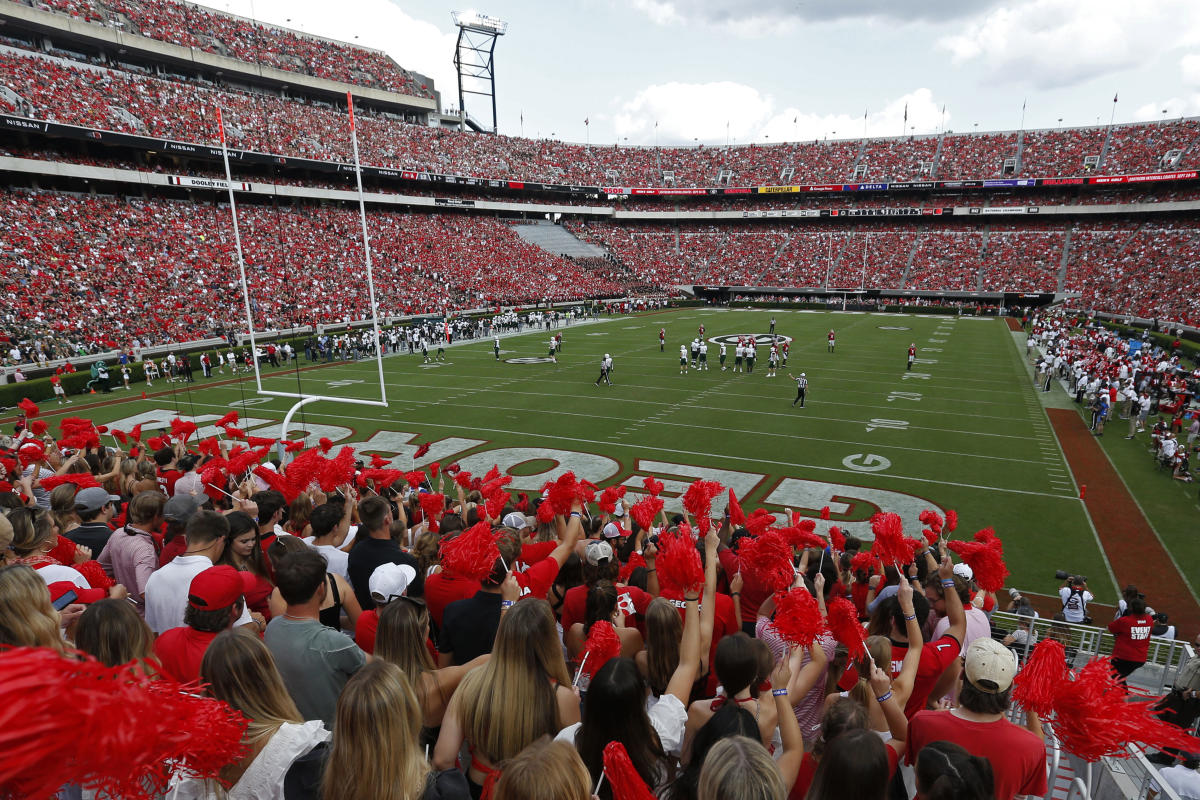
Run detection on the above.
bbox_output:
[505,357,557,364]
[707,334,793,347]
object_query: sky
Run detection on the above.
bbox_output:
[210,0,1200,147]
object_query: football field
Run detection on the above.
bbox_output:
[62,307,1128,603]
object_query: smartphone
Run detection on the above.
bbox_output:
[52,590,78,611]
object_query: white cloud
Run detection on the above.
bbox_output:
[1183,53,1200,86]
[939,0,1200,89]
[612,83,946,145]
[1131,55,1200,120]
[201,0,459,101]
[628,0,996,31]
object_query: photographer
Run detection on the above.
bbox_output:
[1057,573,1093,625]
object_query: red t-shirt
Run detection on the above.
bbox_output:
[156,468,182,497]
[355,608,380,654]
[1108,613,1154,662]
[424,573,480,629]
[154,627,219,684]
[560,583,653,633]
[906,712,1047,800]
[514,557,561,600]
[159,534,187,568]
[896,633,961,718]
[718,548,770,623]
[851,582,870,618]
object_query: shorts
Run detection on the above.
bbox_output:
[680,357,687,366]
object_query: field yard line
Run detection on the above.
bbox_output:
[271,375,1039,442]
[425,397,1039,464]
[165,399,1077,500]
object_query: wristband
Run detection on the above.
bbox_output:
[772,689,789,697]
[684,595,700,602]
[569,512,582,519]
[941,579,956,588]
[645,568,656,573]
[731,592,741,597]
[875,690,893,703]
[903,614,916,621]
[500,600,514,610]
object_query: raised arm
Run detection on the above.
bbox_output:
[665,590,702,706]
[892,577,924,707]
[770,648,804,793]
[699,531,719,674]
[869,663,909,758]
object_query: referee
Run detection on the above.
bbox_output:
[789,372,808,408]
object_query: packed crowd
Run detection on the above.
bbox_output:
[0,189,625,354]
[1,403,1197,800]
[3,47,1200,188]
[7,0,433,98]
[1029,312,1199,482]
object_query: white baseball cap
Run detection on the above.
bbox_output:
[800,372,805,377]
[369,563,417,605]
[502,512,529,530]
[952,563,974,582]
[963,637,1018,693]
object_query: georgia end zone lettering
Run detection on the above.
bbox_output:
[108,412,945,540]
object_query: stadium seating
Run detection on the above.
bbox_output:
[0,189,623,352]
[6,0,433,97]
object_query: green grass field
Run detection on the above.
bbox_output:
[69,308,1134,602]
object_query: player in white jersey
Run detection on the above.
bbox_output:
[698,342,709,370]
[719,343,728,371]
[680,344,689,374]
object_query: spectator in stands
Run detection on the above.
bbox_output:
[914,741,995,800]
[97,490,165,617]
[1108,597,1155,682]
[347,495,422,609]
[153,564,255,684]
[265,549,367,727]
[74,596,157,673]
[905,637,1047,800]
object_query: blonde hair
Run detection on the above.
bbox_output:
[698,735,785,800]
[454,598,570,763]
[8,507,56,557]
[322,660,430,800]
[848,636,893,710]
[75,598,157,672]
[49,484,80,530]
[374,600,435,705]
[494,738,591,800]
[0,564,66,652]
[200,629,302,745]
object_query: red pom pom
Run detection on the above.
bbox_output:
[945,509,958,532]
[414,442,432,459]
[419,493,446,533]
[29,420,47,437]
[0,647,247,800]
[215,411,239,428]
[357,469,404,490]
[629,496,663,532]
[253,466,298,503]
[439,521,499,582]
[282,439,306,454]
[317,437,334,453]
[580,620,621,678]
[223,426,246,440]
[245,435,277,449]
[483,465,501,484]
[602,740,656,800]
[819,505,831,520]
[870,512,916,566]
[829,526,846,553]
[369,454,391,469]
[111,428,128,445]
[619,551,647,583]
[946,531,1009,593]
[544,471,590,515]
[405,470,427,489]
[318,447,357,492]
[1012,639,1067,717]
[826,597,866,661]
[726,489,745,527]
[642,476,664,497]
[146,436,164,452]
[444,462,461,475]
[737,531,794,594]
[778,524,825,553]
[75,559,114,591]
[454,470,473,490]
[228,447,268,475]
[681,479,724,534]
[197,437,221,458]
[655,528,704,598]
[429,461,440,478]
[282,449,325,494]
[18,441,46,466]
[536,501,556,524]
[598,485,626,514]
[128,424,143,443]
[771,587,824,648]
[169,418,198,443]
[17,398,39,418]
[744,508,776,537]
[38,473,100,492]
[918,509,944,536]
[1051,658,1200,762]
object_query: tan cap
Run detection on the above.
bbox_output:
[963,636,1018,693]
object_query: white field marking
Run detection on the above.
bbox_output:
[261,373,1043,438]
[166,399,1076,500]
[843,453,891,472]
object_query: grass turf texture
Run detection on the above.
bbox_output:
[55,309,1133,603]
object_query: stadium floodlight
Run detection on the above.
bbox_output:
[452,11,507,133]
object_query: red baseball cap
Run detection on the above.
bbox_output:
[187,566,256,610]
[47,581,106,605]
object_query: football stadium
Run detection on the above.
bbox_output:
[0,1,1198,797]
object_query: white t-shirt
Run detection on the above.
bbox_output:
[1153,765,1200,800]
[556,692,688,760]
[1058,586,1094,623]
[145,554,253,634]
[312,543,350,581]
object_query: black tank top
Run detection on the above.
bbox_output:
[319,574,342,631]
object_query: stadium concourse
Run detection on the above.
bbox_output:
[1,0,1200,798]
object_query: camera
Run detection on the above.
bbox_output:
[1008,588,1022,600]
[1055,571,1087,583]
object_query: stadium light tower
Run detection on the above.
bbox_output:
[451,11,507,134]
